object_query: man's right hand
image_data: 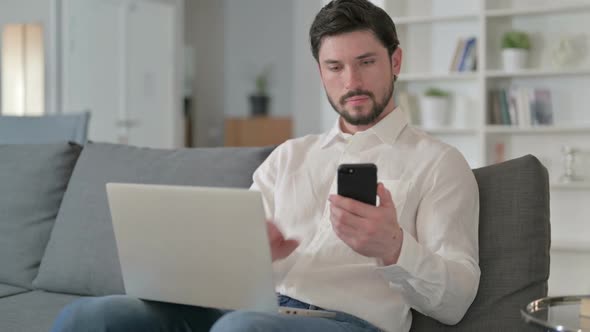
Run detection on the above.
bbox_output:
[266,221,299,262]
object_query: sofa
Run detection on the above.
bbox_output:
[0,112,90,145]
[0,141,550,332]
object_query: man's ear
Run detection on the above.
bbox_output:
[391,47,402,76]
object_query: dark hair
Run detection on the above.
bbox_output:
[309,0,400,62]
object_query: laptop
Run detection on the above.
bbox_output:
[106,183,335,318]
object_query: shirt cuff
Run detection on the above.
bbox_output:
[375,228,420,280]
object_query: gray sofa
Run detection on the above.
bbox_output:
[0,113,90,145]
[0,141,550,332]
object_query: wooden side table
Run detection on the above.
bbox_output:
[224,116,292,147]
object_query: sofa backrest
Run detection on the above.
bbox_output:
[410,155,550,332]
[0,112,90,145]
[33,142,275,296]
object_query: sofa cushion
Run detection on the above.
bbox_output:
[0,291,80,332]
[34,142,275,296]
[0,284,28,299]
[0,143,82,289]
[410,155,550,332]
[0,112,90,145]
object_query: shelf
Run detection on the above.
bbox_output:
[551,182,590,190]
[393,13,478,25]
[486,68,590,78]
[485,125,590,134]
[552,238,590,253]
[398,72,477,82]
[486,3,590,18]
[416,127,479,135]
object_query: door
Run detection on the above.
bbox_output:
[61,0,181,148]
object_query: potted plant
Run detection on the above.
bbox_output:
[501,30,531,71]
[249,66,271,117]
[419,87,451,129]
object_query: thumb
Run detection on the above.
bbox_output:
[377,182,394,208]
[266,221,283,242]
[283,238,300,251]
[273,239,299,261]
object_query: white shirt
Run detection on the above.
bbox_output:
[250,107,480,332]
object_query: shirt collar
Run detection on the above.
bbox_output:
[320,106,408,149]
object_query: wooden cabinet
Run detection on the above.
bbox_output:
[224,117,292,147]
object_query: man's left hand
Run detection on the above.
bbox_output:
[329,182,403,265]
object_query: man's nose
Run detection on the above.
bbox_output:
[344,67,363,90]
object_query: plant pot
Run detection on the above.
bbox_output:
[502,48,528,72]
[249,95,270,117]
[419,96,449,129]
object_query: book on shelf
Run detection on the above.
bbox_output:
[487,88,553,126]
[450,37,477,72]
[493,142,505,164]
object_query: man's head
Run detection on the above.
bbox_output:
[309,0,401,131]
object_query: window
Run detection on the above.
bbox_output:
[1,23,44,116]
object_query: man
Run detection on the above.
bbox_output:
[51,0,480,331]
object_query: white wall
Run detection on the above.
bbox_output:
[0,0,57,115]
[292,1,325,137]
[224,0,293,119]
[295,0,339,134]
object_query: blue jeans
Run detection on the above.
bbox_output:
[51,294,381,332]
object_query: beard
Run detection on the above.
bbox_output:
[327,79,395,126]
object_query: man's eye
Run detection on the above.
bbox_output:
[362,59,375,65]
[328,65,341,72]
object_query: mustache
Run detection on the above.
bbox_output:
[340,90,374,105]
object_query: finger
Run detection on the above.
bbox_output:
[273,239,299,261]
[266,221,283,242]
[329,194,376,218]
[283,239,299,252]
[330,205,365,230]
[377,183,395,208]
[330,215,357,238]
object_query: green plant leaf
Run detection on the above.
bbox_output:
[501,30,531,50]
[424,87,450,97]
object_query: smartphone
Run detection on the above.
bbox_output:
[337,163,377,206]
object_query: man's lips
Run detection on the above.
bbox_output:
[345,95,369,105]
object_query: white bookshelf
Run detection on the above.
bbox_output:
[485,3,590,18]
[398,72,477,82]
[382,0,590,295]
[416,127,479,135]
[394,14,478,25]
[485,125,590,134]
[386,0,590,165]
[486,68,590,78]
